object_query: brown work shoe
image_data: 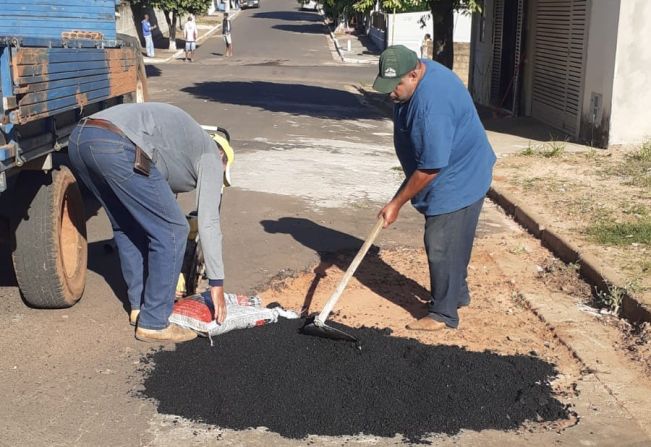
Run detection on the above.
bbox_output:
[135,323,197,343]
[406,317,450,331]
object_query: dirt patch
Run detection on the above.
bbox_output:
[262,246,582,367]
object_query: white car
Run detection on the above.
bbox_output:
[301,0,318,11]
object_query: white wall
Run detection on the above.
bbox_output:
[385,11,432,54]
[609,0,651,145]
[580,0,619,145]
[453,12,471,43]
[469,2,495,104]
[384,10,471,55]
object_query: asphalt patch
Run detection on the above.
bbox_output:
[139,319,570,443]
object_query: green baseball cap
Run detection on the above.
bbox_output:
[373,45,419,94]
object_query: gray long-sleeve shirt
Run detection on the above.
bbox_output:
[92,102,225,282]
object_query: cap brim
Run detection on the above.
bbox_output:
[373,76,400,94]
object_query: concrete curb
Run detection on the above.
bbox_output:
[488,185,651,324]
[354,85,650,324]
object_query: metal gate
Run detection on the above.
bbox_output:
[531,0,589,136]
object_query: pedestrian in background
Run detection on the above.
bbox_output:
[141,14,157,58]
[183,15,198,62]
[373,45,496,332]
[223,13,233,57]
[67,103,234,343]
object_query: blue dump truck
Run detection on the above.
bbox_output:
[0,0,147,308]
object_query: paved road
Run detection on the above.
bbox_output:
[1,1,645,446]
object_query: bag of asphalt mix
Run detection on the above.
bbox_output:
[168,291,299,346]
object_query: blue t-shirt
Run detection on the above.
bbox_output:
[142,20,152,36]
[393,59,496,216]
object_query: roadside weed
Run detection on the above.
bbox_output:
[521,142,537,156]
[541,140,566,158]
[594,283,625,314]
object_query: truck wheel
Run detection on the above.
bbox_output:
[12,167,87,308]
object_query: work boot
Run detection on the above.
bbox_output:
[129,309,140,327]
[135,323,197,343]
[406,316,450,331]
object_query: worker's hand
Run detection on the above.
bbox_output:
[379,201,401,228]
[210,285,227,324]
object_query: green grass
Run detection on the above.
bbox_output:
[519,140,565,158]
[587,219,651,245]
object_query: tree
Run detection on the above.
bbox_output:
[352,0,480,69]
[132,0,212,50]
[427,0,480,68]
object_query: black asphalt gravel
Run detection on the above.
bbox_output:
[140,319,570,443]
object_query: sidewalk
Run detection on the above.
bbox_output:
[142,11,240,64]
[322,14,381,64]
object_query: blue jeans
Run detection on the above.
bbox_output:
[144,34,154,57]
[68,124,188,330]
[424,197,484,328]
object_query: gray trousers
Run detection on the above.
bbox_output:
[424,197,484,328]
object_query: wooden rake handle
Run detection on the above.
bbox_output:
[316,217,385,324]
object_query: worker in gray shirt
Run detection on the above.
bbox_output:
[68,103,233,343]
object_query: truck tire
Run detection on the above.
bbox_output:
[12,167,87,308]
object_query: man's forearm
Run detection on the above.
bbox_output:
[393,169,438,206]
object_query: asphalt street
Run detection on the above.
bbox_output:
[1,1,646,446]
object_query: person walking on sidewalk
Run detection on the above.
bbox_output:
[141,14,157,58]
[183,15,198,62]
[223,12,233,57]
[67,103,234,343]
[373,45,496,331]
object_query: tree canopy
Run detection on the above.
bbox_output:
[132,0,213,15]
[131,0,212,48]
[347,0,481,68]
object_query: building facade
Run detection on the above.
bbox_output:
[469,0,651,147]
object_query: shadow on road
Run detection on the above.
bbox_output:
[251,10,321,21]
[144,64,162,78]
[272,23,328,34]
[182,81,381,120]
[87,239,130,313]
[260,217,429,318]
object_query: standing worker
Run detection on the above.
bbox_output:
[373,45,496,331]
[223,12,233,57]
[68,103,234,343]
[183,15,198,62]
[141,14,157,58]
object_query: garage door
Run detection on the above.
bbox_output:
[531,0,588,136]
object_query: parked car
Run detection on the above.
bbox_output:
[301,0,318,11]
[240,0,260,9]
